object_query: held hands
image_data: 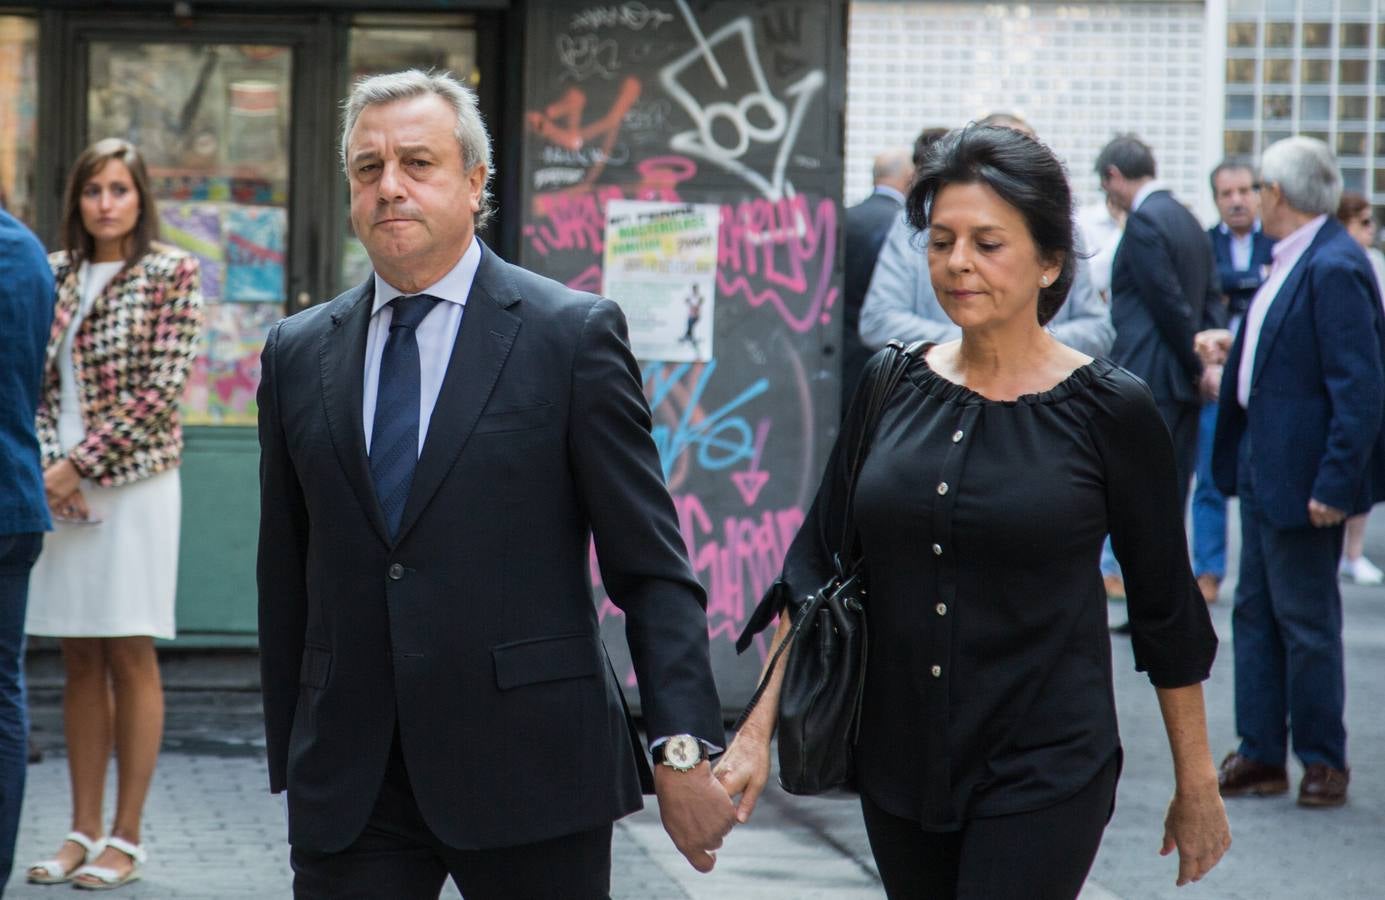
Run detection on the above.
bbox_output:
[1198,365,1223,402]
[1308,499,1348,528]
[1160,778,1231,886]
[1194,329,1233,367]
[712,728,774,824]
[654,760,737,873]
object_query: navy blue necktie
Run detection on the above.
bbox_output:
[370,293,441,538]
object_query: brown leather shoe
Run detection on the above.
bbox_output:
[1197,573,1221,604]
[1218,752,1288,797]
[1298,764,1349,807]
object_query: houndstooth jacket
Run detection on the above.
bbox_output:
[36,243,204,487]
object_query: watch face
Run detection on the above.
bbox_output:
[663,734,702,770]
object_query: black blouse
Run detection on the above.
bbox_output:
[778,348,1217,830]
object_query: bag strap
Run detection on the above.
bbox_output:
[836,339,924,574]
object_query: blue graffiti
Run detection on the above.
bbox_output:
[644,359,769,477]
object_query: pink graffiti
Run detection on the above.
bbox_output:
[525,156,698,257]
[717,194,839,334]
[592,494,803,648]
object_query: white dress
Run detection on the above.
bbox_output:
[25,261,181,639]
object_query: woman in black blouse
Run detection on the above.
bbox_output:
[716,126,1230,897]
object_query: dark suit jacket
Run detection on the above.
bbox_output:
[0,210,53,536]
[257,241,723,853]
[1208,224,1274,320]
[843,190,902,407]
[1213,219,1385,528]
[1110,190,1222,406]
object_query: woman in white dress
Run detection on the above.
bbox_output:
[24,139,203,890]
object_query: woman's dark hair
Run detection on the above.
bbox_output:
[1336,190,1371,224]
[906,124,1076,326]
[60,137,158,268]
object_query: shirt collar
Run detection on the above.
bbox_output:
[1131,180,1167,213]
[1218,220,1261,238]
[372,237,482,315]
[1270,215,1328,266]
[873,185,906,205]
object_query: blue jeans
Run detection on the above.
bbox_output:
[0,532,40,889]
[1191,400,1227,578]
[1233,438,1346,770]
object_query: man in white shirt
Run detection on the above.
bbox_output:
[1212,137,1385,810]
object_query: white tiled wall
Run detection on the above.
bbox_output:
[846,1,1217,221]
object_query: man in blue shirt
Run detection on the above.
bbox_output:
[0,207,54,887]
[1194,160,1274,603]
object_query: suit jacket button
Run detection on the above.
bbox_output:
[388,563,405,580]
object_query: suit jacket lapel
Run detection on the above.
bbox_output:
[1250,221,1337,388]
[395,242,522,542]
[318,280,392,545]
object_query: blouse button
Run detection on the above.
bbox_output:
[937,482,949,496]
[952,430,964,443]
[930,665,942,678]
[936,603,947,616]
[932,543,942,556]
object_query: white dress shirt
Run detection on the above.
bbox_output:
[362,238,481,455]
[1130,180,1168,214]
[1237,215,1328,408]
[1219,221,1257,272]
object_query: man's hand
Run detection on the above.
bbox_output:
[653,760,736,873]
[1160,778,1231,886]
[43,459,81,509]
[1194,329,1233,366]
[1308,499,1347,528]
[1199,364,1223,402]
[713,730,773,824]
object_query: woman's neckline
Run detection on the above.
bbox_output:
[912,343,1102,406]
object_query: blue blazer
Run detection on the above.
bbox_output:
[1207,224,1275,319]
[0,210,54,535]
[1213,218,1385,528]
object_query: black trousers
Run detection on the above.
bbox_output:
[860,753,1120,900]
[1156,399,1200,513]
[291,737,612,900]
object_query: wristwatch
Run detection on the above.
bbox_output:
[654,734,704,772]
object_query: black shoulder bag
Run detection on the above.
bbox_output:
[732,339,921,795]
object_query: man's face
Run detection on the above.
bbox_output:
[346,94,486,278]
[1213,168,1258,234]
[1099,168,1135,213]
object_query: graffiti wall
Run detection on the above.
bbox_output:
[520,0,846,711]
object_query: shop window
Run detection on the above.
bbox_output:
[1338,96,1369,120]
[1339,59,1369,84]
[1301,22,1331,49]
[1262,95,1292,121]
[1225,58,1256,84]
[1225,94,1255,120]
[1339,23,1370,48]
[88,41,291,426]
[1299,95,1330,121]
[1226,22,1257,48]
[1263,59,1293,84]
[1341,169,1365,192]
[0,16,37,226]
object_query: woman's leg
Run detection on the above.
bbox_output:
[954,754,1120,899]
[860,791,960,899]
[75,636,162,882]
[31,638,112,875]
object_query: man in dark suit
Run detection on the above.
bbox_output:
[1100,135,1223,509]
[842,146,913,412]
[0,208,53,886]
[257,70,734,898]
[1212,137,1385,809]
[1192,160,1276,604]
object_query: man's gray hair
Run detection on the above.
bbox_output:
[1259,137,1341,217]
[341,69,494,229]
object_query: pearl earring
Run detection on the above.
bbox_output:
[1040,276,1050,287]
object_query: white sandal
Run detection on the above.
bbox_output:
[26,830,103,884]
[72,835,145,891]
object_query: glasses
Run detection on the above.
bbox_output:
[1250,182,1263,192]
[1359,216,1376,227]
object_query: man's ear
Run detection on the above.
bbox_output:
[468,164,488,212]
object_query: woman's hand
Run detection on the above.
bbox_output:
[43,459,82,509]
[713,729,773,824]
[1160,778,1231,886]
[54,489,93,522]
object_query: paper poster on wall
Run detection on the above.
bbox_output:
[182,302,279,426]
[602,200,718,363]
[224,204,286,302]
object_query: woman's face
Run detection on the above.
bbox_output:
[1345,209,1376,250]
[927,181,1061,333]
[79,159,141,251]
